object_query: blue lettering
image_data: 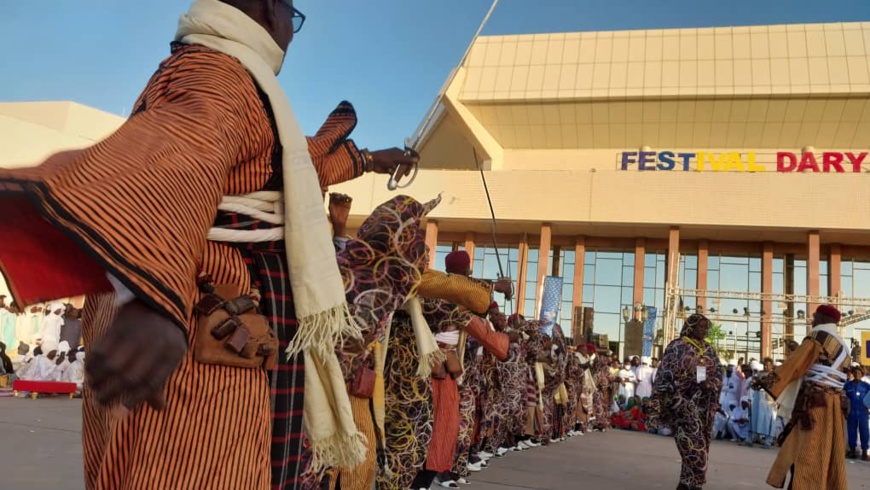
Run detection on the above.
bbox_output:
[677,153,695,171]
[657,151,676,171]
[621,152,637,171]
[638,151,656,171]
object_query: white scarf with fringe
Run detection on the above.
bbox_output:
[176,0,364,470]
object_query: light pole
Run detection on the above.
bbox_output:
[621,305,631,360]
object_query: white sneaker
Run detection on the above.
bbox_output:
[517,441,531,450]
[496,447,510,457]
[457,477,469,484]
[522,439,540,448]
[440,480,459,488]
[477,451,493,459]
[467,462,482,472]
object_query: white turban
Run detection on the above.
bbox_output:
[41,340,58,353]
[75,351,85,362]
[641,356,652,365]
[57,341,70,354]
[750,361,762,372]
[47,301,65,315]
[728,359,738,367]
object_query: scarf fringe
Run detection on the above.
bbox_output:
[416,349,446,378]
[285,303,362,360]
[308,430,369,473]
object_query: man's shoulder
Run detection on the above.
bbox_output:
[155,43,256,86]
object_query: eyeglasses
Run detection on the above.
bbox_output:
[280,1,306,34]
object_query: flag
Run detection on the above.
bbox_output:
[539,276,563,336]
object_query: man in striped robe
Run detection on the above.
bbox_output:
[755,304,850,490]
[0,1,418,489]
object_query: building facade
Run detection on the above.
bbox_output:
[334,21,870,360]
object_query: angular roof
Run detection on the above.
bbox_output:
[414,22,870,169]
[0,101,125,168]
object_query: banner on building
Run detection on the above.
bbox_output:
[642,307,657,358]
[538,276,563,337]
[861,331,870,366]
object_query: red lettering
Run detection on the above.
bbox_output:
[777,152,797,172]
[847,152,868,173]
[822,152,844,173]
[797,152,820,173]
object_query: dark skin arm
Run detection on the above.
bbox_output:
[86,301,186,410]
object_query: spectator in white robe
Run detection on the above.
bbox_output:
[37,302,64,346]
[635,356,655,399]
[53,341,71,382]
[64,347,85,393]
[617,361,637,400]
[10,303,29,349]
[719,360,743,415]
[728,397,752,443]
[11,342,30,373]
[749,359,778,447]
[22,340,59,382]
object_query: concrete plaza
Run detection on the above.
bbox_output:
[3,396,870,489]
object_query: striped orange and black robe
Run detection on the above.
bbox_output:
[0,43,367,490]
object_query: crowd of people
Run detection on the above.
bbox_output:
[0,299,85,393]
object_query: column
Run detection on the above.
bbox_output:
[830,244,842,300]
[761,243,773,359]
[516,237,529,316]
[425,220,438,270]
[464,232,476,261]
[633,238,646,309]
[666,227,681,340]
[698,240,709,311]
[808,231,821,336]
[535,224,553,312]
[573,237,586,341]
[784,254,795,341]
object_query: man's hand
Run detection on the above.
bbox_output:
[86,301,187,411]
[328,193,352,237]
[369,148,418,178]
[493,278,513,300]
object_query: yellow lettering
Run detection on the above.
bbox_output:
[709,152,728,171]
[724,152,745,172]
[697,152,706,171]
[747,152,764,172]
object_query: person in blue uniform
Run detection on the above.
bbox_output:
[845,365,870,460]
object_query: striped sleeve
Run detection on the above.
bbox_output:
[307,101,366,189]
[0,52,266,331]
[463,317,509,360]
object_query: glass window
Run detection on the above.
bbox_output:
[432,244,455,272]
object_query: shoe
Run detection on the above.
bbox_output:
[517,441,531,450]
[477,451,493,460]
[496,447,510,457]
[457,477,469,484]
[466,462,482,472]
[440,480,459,488]
[863,451,870,462]
[848,448,857,459]
[478,459,488,467]
[524,438,541,448]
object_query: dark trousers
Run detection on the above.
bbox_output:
[847,410,870,451]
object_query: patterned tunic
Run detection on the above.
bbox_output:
[650,323,723,488]
[0,43,365,490]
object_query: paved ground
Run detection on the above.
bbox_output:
[4,396,870,489]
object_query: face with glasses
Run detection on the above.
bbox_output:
[246,0,305,53]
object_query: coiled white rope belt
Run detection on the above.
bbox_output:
[207,191,285,243]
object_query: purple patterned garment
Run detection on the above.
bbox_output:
[650,314,723,488]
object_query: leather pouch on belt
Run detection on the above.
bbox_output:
[194,284,279,370]
[444,350,463,378]
[350,366,376,399]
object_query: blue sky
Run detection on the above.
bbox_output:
[1,1,868,149]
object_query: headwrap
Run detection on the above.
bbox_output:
[641,356,651,365]
[445,250,471,274]
[41,340,58,353]
[46,301,65,315]
[728,359,738,367]
[57,341,70,354]
[816,304,841,323]
[679,313,710,341]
